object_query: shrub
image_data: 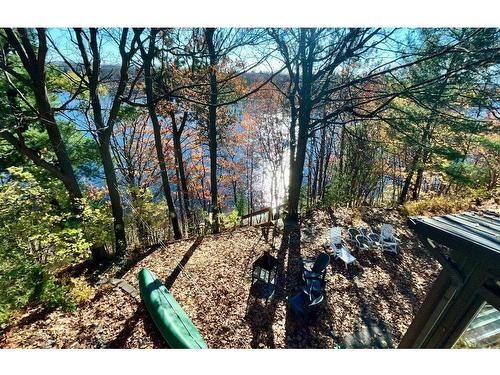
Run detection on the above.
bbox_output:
[402,195,473,216]
[81,197,114,250]
[219,209,241,229]
[0,167,93,323]
[68,277,95,306]
[36,271,76,311]
[0,261,76,325]
[322,173,351,208]
[0,167,92,264]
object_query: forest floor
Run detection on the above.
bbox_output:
[2,204,496,349]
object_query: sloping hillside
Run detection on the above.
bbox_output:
[0,207,441,348]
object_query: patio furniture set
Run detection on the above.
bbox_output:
[332,223,399,269]
[289,223,400,321]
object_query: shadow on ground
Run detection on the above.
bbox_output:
[335,303,395,348]
[106,304,166,348]
[245,224,292,348]
[165,236,204,289]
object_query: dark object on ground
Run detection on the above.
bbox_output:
[301,252,330,284]
[251,251,278,300]
[358,226,381,249]
[289,288,324,322]
[348,227,361,244]
[354,234,371,251]
[96,278,140,300]
[305,277,322,296]
[252,251,278,285]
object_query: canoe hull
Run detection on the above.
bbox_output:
[138,267,207,349]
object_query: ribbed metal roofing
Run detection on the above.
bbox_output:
[408,211,500,257]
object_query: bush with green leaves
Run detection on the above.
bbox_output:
[219,209,241,229]
[0,167,92,262]
[0,167,109,324]
[0,258,75,325]
[81,197,114,250]
[234,190,249,216]
[322,172,351,208]
[439,161,492,190]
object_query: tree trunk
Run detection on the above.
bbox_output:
[74,28,131,257]
[246,147,251,214]
[200,150,208,212]
[232,180,238,209]
[288,105,297,202]
[151,119,182,240]
[3,28,83,213]
[399,149,420,204]
[97,130,127,256]
[412,167,424,200]
[316,127,326,199]
[286,29,314,224]
[311,132,319,200]
[88,34,127,256]
[129,185,148,245]
[339,125,346,176]
[249,155,254,212]
[205,28,220,234]
[320,131,333,199]
[171,112,192,231]
[412,149,431,200]
[306,149,313,209]
[40,112,83,209]
[288,113,310,222]
[174,157,186,236]
[140,29,182,240]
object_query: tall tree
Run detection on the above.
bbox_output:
[204,28,221,233]
[270,27,499,222]
[169,110,192,233]
[390,29,500,203]
[163,28,279,233]
[0,28,83,212]
[110,109,159,243]
[71,28,140,256]
[270,28,390,222]
[134,28,182,240]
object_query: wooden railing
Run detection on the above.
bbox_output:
[240,204,286,227]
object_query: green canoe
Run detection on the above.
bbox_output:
[138,267,207,349]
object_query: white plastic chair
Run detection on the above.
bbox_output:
[330,227,356,269]
[330,227,342,252]
[380,224,398,254]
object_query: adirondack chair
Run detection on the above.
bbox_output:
[355,234,371,251]
[330,226,343,251]
[359,226,381,249]
[349,226,370,251]
[305,277,322,296]
[380,224,398,253]
[301,252,330,284]
[330,227,356,269]
[347,227,361,244]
